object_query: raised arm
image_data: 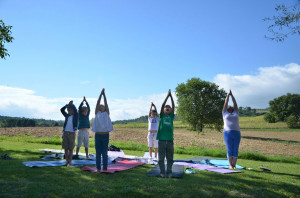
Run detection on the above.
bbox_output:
[169,91,175,114]
[95,90,104,115]
[153,103,158,116]
[79,98,84,115]
[149,102,154,117]
[223,91,230,112]
[160,90,170,115]
[85,97,90,116]
[103,90,110,115]
[231,91,238,111]
[60,104,68,117]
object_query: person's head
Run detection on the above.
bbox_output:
[227,105,234,113]
[164,105,172,115]
[81,106,89,116]
[67,106,74,115]
[99,104,105,112]
[150,110,157,117]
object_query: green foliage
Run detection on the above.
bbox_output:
[238,106,267,117]
[176,78,227,132]
[286,114,300,128]
[0,116,63,127]
[264,0,300,42]
[266,93,300,128]
[0,20,14,59]
[264,112,277,123]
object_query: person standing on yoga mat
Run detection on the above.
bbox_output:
[60,100,78,167]
[75,96,90,159]
[157,89,175,178]
[147,102,159,159]
[92,88,113,173]
[222,90,241,169]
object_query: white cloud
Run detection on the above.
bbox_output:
[213,63,300,108]
[2,63,298,120]
[0,85,177,121]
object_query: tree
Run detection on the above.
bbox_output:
[264,93,300,128]
[176,78,227,132]
[0,20,14,59]
[264,1,300,42]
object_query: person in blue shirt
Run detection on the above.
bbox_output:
[76,96,91,159]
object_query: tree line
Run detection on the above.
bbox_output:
[0,116,64,127]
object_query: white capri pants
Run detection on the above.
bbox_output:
[147,132,158,148]
[77,129,90,148]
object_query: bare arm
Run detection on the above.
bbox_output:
[103,90,110,115]
[149,102,153,117]
[223,92,230,112]
[153,103,158,116]
[95,91,103,115]
[231,92,238,111]
[169,91,175,114]
[160,91,170,115]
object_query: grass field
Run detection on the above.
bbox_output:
[1,140,300,197]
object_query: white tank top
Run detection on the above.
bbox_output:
[92,111,114,133]
[222,110,240,131]
[148,116,159,131]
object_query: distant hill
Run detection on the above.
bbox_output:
[0,115,64,127]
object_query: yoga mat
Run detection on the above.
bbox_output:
[205,167,241,174]
[23,157,116,168]
[81,159,144,173]
[119,156,157,165]
[180,157,213,163]
[143,152,158,159]
[38,149,125,159]
[173,162,242,174]
[148,165,184,178]
[174,162,216,170]
[205,159,245,169]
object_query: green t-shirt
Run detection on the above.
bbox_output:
[156,113,174,140]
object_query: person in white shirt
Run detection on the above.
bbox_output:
[147,102,159,159]
[222,90,241,169]
[92,88,113,172]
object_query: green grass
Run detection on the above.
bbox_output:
[1,140,300,197]
[1,135,299,164]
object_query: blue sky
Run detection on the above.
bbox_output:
[0,0,300,120]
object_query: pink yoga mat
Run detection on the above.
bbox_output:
[82,159,144,174]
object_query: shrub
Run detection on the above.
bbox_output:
[286,115,300,128]
[264,112,277,123]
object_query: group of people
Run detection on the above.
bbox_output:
[60,88,241,177]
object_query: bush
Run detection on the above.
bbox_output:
[286,115,300,128]
[264,112,277,123]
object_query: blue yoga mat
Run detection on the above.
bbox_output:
[23,157,116,168]
[201,159,244,169]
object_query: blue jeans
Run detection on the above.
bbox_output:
[223,130,241,158]
[95,133,109,170]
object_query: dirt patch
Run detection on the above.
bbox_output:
[1,127,300,157]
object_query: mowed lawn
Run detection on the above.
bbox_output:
[1,140,300,198]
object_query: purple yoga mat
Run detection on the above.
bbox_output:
[173,162,241,174]
[206,167,241,174]
[174,162,215,170]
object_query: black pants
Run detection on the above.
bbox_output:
[158,140,174,175]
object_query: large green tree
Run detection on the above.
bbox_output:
[0,20,14,59]
[176,78,227,132]
[264,93,300,128]
[264,0,300,42]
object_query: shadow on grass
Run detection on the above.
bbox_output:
[1,148,300,197]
